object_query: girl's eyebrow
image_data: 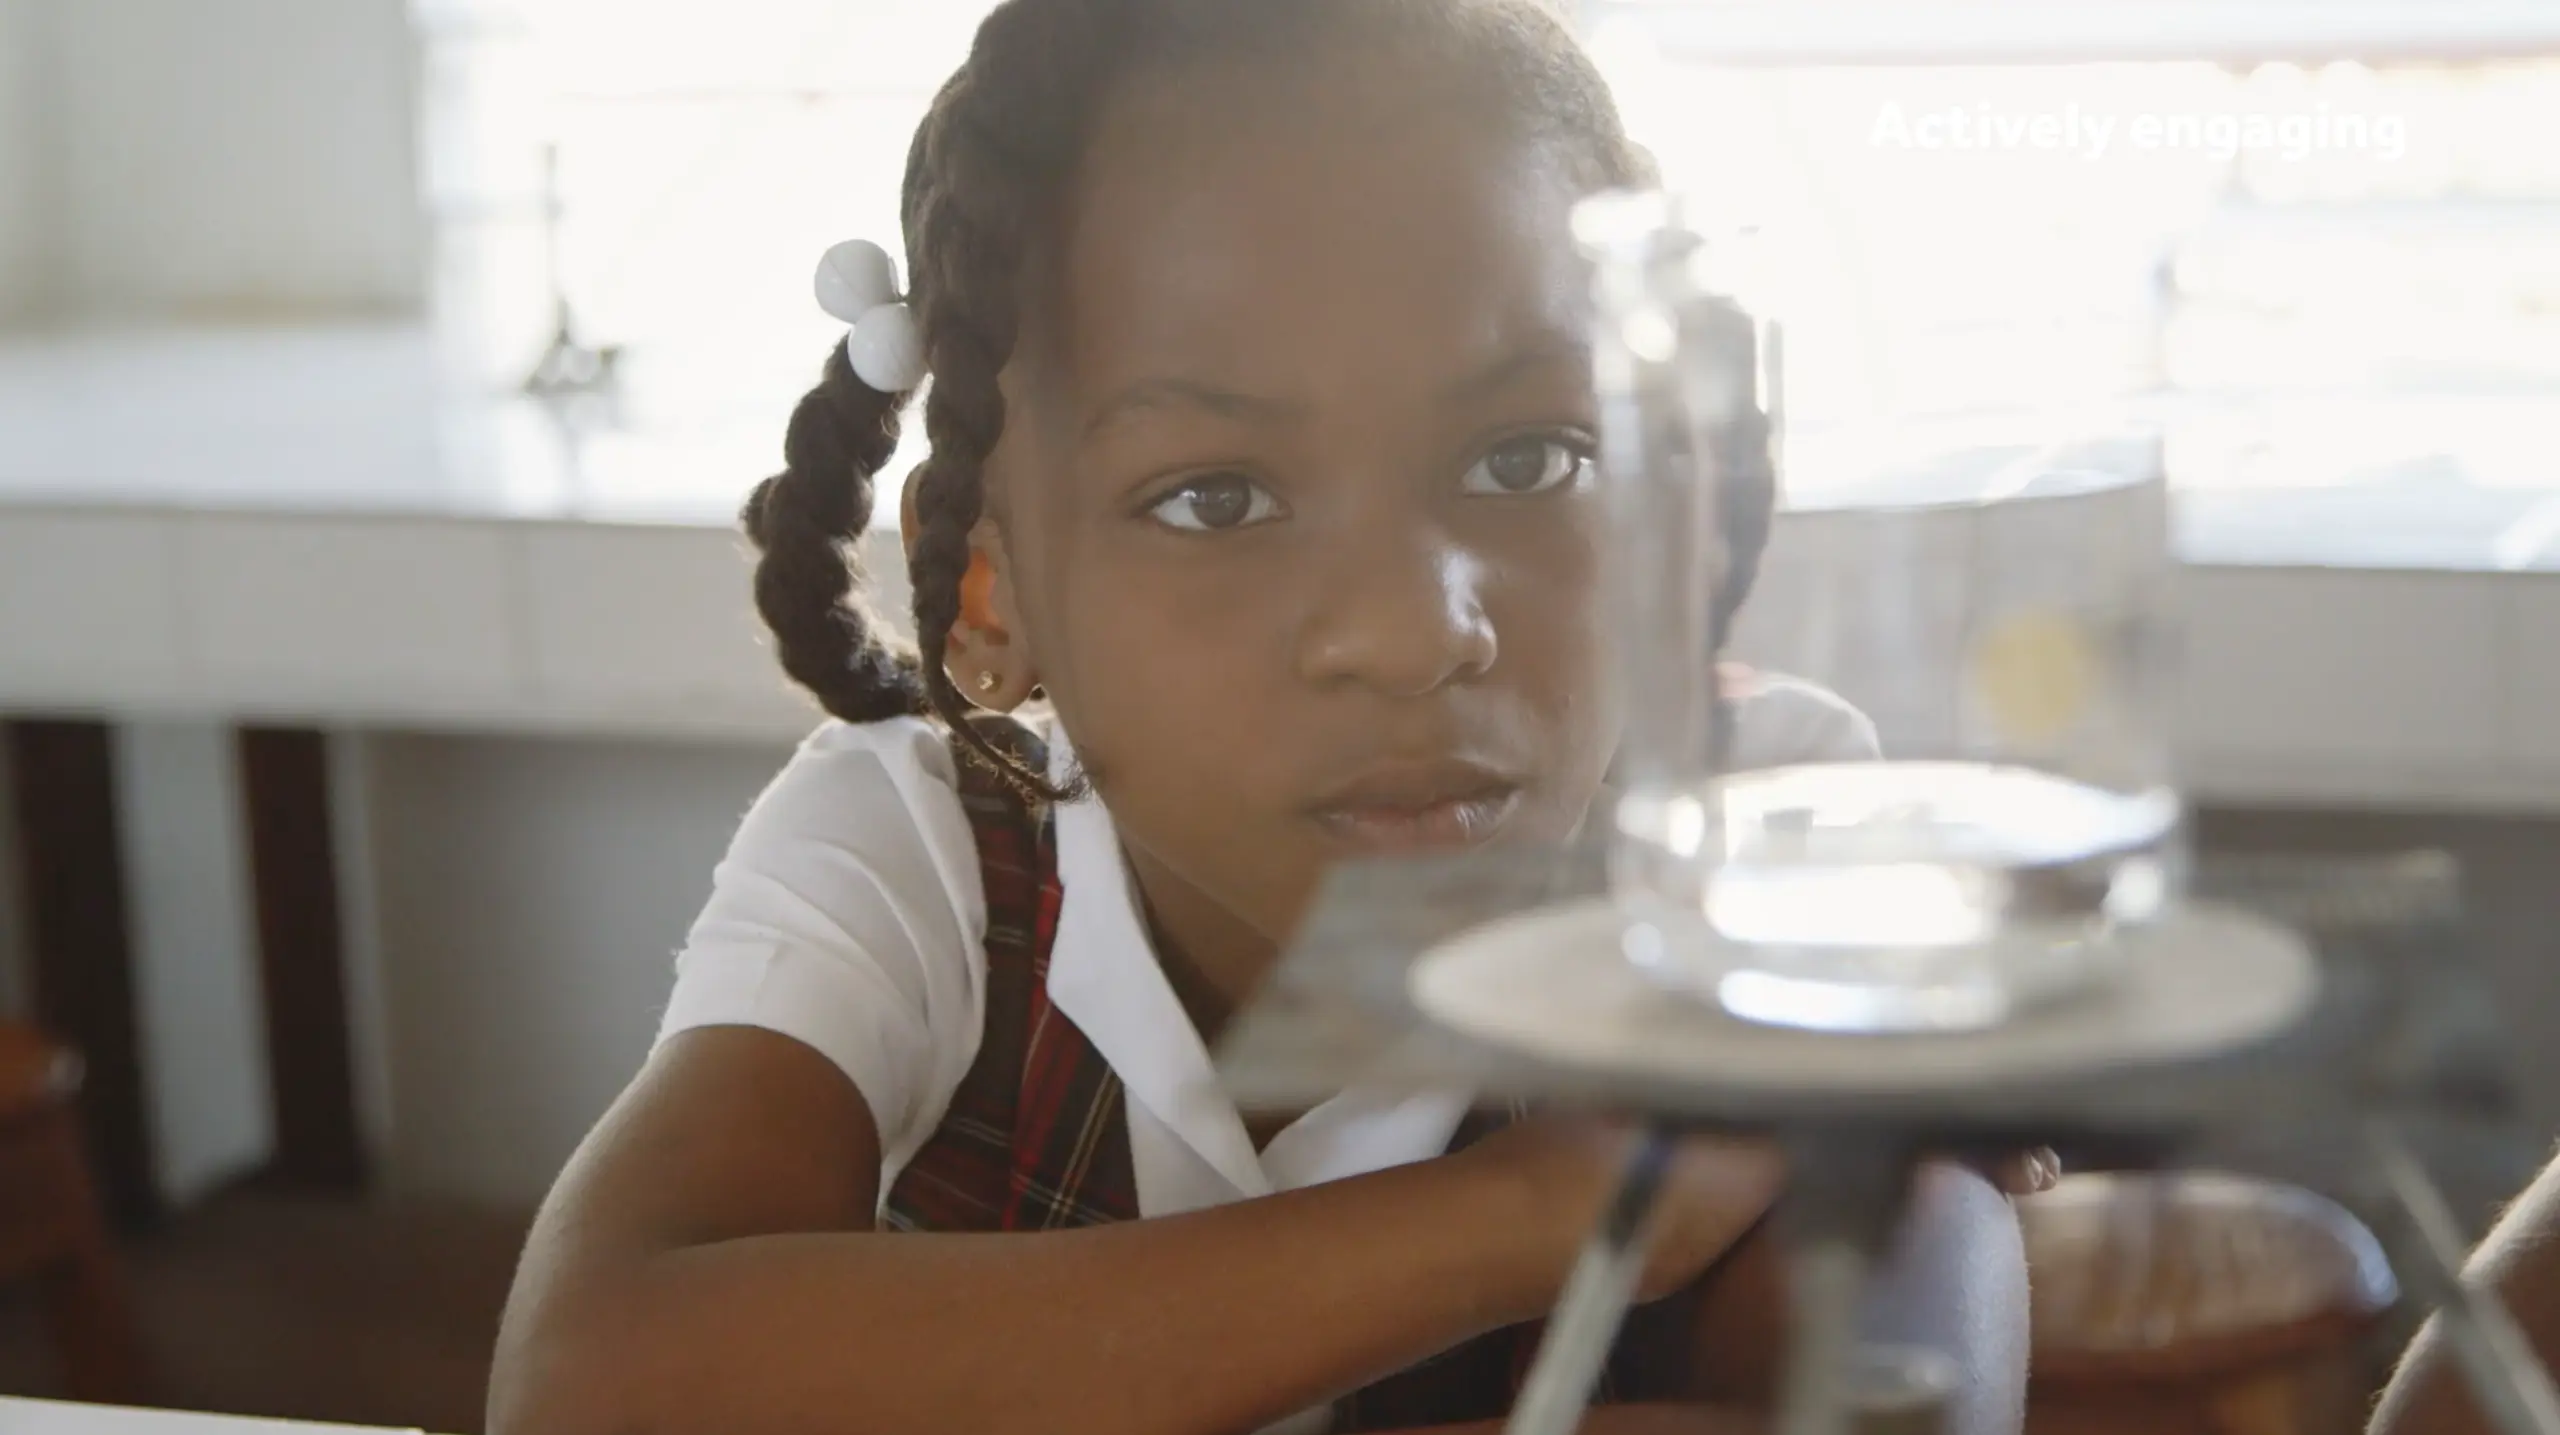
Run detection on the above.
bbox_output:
[1082,378,1309,442]
[1078,335,1592,444]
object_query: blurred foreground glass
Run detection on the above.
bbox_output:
[1582,193,2185,1036]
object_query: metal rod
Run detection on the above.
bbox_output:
[1772,1130,1916,1435]
[1505,1131,1674,1435]
[2371,1123,2560,1435]
[1779,1238,1874,1435]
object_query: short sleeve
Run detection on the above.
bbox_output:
[656,717,989,1167]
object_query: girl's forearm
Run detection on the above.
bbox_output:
[494,1152,1568,1435]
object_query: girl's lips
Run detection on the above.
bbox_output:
[1309,786,1523,853]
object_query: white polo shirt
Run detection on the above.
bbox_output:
[655,673,1876,1218]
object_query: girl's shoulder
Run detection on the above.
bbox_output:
[789,712,968,790]
[743,713,1029,927]
[724,715,990,882]
[662,714,1005,1153]
[784,712,1049,805]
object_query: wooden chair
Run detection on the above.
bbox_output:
[2023,1172,2399,1435]
[0,1019,150,1403]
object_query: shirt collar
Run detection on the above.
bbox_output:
[1036,722,1474,1211]
[1040,724,1276,1200]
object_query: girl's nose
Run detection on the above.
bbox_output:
[1294,530,1498,698]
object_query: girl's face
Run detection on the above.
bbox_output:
[978,50,1622,956]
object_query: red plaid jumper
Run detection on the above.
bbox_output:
[879,719,1687,1428]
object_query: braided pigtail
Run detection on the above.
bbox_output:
[896,0,1137,803]
[741,342,928,723]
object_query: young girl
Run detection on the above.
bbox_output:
[489,4,2031,1434]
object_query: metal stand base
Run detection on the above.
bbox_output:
[1215,845,2554,1435]
[1507,1125,2560,1435]
[1506,1132,1674,1435]
[1506,1131,1920,1435]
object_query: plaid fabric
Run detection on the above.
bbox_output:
[876,719,1686,1426]
[880,719,1139,1231]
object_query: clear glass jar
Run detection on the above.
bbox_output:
[1579,190,1758,915]
[1582,192,2185,1035]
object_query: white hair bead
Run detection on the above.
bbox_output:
[845,302,927,393]
[814,239,902,324]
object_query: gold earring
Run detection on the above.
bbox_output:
[975,671,1000,695]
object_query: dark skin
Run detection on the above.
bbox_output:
[490,41,2029,1435]
[986,54,1620,1002]
[2372,1156,2560,1435]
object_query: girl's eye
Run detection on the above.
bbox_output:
[1463,434,1593,497]
[1146,473,1284,532]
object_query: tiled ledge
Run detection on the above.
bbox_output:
[5,325,2557,811]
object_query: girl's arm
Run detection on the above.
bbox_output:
[1680,1164,2032,1435]
[1425,1408,1763,1434]
[2372,1154,2560,1435]
[488,1026,1778,1435]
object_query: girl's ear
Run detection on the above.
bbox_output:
[944,517,1043,712]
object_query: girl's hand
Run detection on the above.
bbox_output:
[1460,1119,1785,1303]
[1969,1147,2062,1197]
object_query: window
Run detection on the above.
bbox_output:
[418,0,1000,521]
[1608,49,2560,478]
[423,2,2560,552]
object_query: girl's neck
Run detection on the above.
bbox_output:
[1121,845,1280,1047]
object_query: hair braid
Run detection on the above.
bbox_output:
[740,341,927,724]
[900,0,1136,802]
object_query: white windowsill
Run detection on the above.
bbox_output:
[2,324,2555,813]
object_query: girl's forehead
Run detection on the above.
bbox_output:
[1046,65,1591,401]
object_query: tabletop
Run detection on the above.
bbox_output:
[0,1399,425,1435]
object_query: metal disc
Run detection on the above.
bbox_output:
[1407,899,2317,1100]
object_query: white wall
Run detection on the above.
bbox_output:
[362,731,791,1206]
[0,0,50,323]
[114,722,277,1205]
[1,0,425,322]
